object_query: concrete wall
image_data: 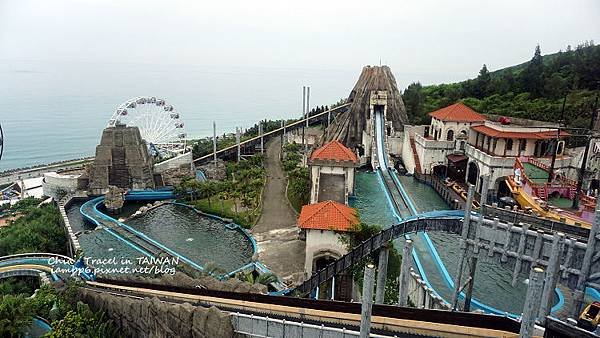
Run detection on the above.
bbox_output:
[304,229,348,276]
[154,151,192,173]
[401,126,417,174]
[414,132,455,175]
[42,172,80,200]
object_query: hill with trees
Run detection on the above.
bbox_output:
[403,41,600,128]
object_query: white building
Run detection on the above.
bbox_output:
[402,102,486,175]
[465,120,571,193]
[298,200,358,300]
[308,140,358,204]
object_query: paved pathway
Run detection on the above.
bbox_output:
[252,138,306,285]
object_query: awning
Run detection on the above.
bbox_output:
[447,154,468,163]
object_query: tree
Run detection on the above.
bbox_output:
[0,294,34,337]
[403,82,425,123]
[475,64,491,98]
[521,44,545,97]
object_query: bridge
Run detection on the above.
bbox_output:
[193,103,351,164]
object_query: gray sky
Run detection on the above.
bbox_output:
[1,0,599,84]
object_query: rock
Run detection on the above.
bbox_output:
[198,160,227,181]
[78,289,234,338]
[104,185,126,214]
[106,272,267,294]
[322,65,409,150]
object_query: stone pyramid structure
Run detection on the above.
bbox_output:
[88,124,155,194]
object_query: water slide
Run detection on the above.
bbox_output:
[0,253,94,281]
[372,111,565,316]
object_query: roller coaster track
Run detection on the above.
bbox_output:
[193,103,351,164]
[83,278,521,337]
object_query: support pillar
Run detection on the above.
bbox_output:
[452,184,475,310]
[305,86,310,153]
[280,120,284,150]
[375,244,390,304]
[302,86,306,151]
[360,263,376,338]
[463,256,478,312]
[480,174,490,206]
[236,127,241,163]
[520,267,545,338]
[331,276,335,300]
[398,239,413,306]
[539,232,565,323]
[259,122,264,154]
[572,206,600,317]
[212,121,217,166]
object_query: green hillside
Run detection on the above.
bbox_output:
[404,42,600,128]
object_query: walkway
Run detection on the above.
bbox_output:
[252,138,305,285]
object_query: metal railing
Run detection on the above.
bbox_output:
[193,103,351,163]
[294,217,462,296]
[481,204,589,239]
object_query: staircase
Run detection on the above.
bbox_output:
[409,137,422,174]
[537,186,548,200]
[109,147,129,188]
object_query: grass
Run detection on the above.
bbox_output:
[286,183,303,213]
[192,198,258,228]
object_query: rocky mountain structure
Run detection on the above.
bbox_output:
[88,124,155,194]
[322,65,409,163]
[105,272,267,294]
[78,289,234,338]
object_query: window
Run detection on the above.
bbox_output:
[446,130,454,141]
[520,139,527,151]
[506,139,513,151]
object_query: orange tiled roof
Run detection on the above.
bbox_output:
[472,124,569,139]
[428,102,486,122]
[310,140,358,163]
[298,200,359,232]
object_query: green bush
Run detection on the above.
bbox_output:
[0,204,67,256]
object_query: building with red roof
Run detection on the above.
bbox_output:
[298,200,358,276]
[308,141,358,204]
[298,200,359,232]
[428,102,486,142]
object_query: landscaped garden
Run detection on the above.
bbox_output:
[175,154,266,228]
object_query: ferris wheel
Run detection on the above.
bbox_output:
[108,96,186,157]
[0,123,3,162]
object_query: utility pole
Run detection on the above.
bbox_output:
[573,95,598,209]
[305,86,310,153]
[236,127,241,163]
[549,96,567,182]
[212,121,217,166]
[302,86,306,149]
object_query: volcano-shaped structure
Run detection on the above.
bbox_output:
[323,65,409,150]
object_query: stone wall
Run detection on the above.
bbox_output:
[78,288,234,338]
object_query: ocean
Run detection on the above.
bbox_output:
[0,60,452,171]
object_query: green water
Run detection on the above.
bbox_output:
[126,204,254,273]
[352,171,547,315]
[67,202,254,275]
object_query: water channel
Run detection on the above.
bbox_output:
[66,200,254,276]
[351,171,552,316]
